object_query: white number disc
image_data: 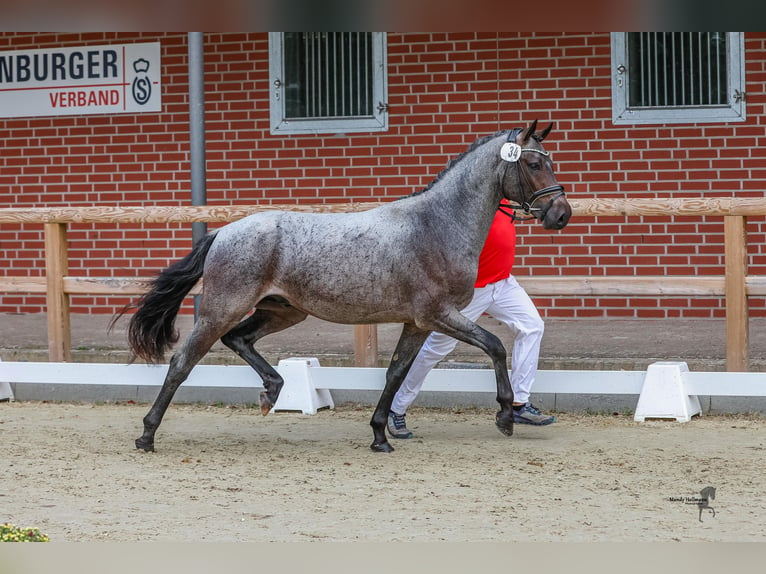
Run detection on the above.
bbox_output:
[500,142,522,162]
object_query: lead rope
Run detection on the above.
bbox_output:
[497,202,534,221]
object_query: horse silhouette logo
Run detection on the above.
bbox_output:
[668,485,718,522]
[132,58,152,105]
[697,486,716,522]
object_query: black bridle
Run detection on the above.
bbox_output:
[499,128,566,221]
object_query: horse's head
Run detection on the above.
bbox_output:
[500,120,571,230]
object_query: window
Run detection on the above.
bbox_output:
[269,32,388,135]
[611,32,745,124]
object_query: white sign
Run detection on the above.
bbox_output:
[0,42,161,118]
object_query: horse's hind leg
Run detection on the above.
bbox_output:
[221,300,308,414]
[137,316,228,451]
[370,323,431,453]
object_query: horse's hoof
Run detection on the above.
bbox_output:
[370,440,394,453]
[135,437,155,452]
[495,412,514,437]
[259,391,273,416]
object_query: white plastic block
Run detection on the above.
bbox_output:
[634,361,701,422]
[272,357,334,415]
[0,357,14,401]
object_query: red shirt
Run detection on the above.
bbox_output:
[474,209,516,288]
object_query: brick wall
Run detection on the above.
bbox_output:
[1,32,765,318]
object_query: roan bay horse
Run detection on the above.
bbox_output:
[116,120,571,453]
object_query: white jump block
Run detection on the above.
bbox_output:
[0,357,14,402]
[272,357,334,415]
[634,361,701,422]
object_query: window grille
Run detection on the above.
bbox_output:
[269,32,388,134]
[611,32,745,124]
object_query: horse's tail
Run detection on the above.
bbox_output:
[111,232,218,364]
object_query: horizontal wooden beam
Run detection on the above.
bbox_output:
[61,277,151,295]
[4,275,764,298]
[0,276,47,293]
[0,202,386,224]
[518,276,726,296]
[61,277,202,295]
[568,197,766,217]
[66,275,728,297]
[746,275,766,296]
[1,197,766,225]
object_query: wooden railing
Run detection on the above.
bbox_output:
[1,198,765,371]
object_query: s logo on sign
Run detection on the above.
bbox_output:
[132,58,152,105]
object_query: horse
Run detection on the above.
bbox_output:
[115,120,571,453]
[697,486,716,522]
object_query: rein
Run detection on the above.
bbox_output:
[500,129,566,221]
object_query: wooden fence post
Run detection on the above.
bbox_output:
[44,222,71,362]
[724,215,749,372]
[354,324,379,367]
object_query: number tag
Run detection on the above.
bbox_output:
[500,142,522,162]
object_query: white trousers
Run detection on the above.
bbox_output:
[391,275,544,415]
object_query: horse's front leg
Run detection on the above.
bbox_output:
[370,323,430,453]
[432,312,515,437]
[491,347,515,436]
[475,332,516,436]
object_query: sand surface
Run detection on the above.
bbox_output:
[2,401,764,542]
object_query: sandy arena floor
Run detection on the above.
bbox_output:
[2,401,764,542]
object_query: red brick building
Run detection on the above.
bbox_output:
[1,32,765,318]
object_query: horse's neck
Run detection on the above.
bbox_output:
[413,143,504,255]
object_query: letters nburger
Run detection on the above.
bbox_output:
[0,49,119,83]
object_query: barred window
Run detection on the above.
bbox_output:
[269,32,388,135]
[611,32,745,124]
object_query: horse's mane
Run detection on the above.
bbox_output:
[400,130,508,200]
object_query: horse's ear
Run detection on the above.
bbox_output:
[521,119,538,144]
[539,122,553,142]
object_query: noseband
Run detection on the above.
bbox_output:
[500,129,566,220]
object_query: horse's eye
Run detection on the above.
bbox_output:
[528,162,541,170]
